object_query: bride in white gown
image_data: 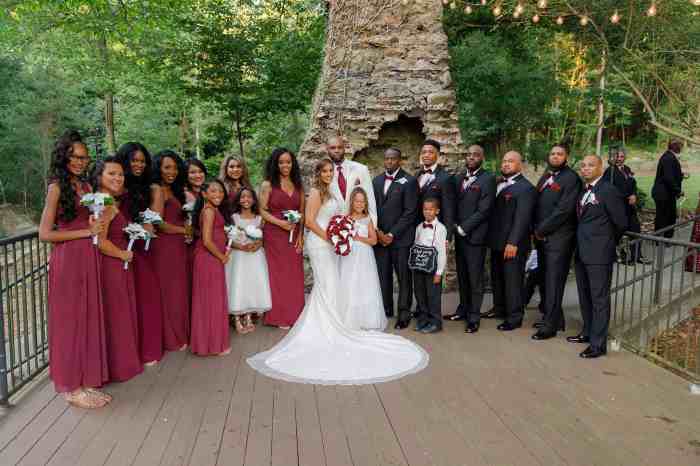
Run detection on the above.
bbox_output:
[247,159,428,385]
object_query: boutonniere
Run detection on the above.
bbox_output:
[550,182,561,192]
[397,177,407,184]
[504,193,513,201]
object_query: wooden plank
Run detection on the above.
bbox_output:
[293,383,325,466]
[335,385,375,466]
[0,379,56,450]
[16,405,87,466]
[215,327,268,466]
[355,384,408,466]
[270,381,299,466]
[314,385,352,466]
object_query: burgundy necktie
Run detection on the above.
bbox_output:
[423,223,434,229]
[337,165,347,199]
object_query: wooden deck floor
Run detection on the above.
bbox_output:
[2,301,700,466]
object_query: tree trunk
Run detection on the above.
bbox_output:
[234,108,245,158]
[595,52,606,158]
[178,110,190,154]
[194,113,201,159]
[104,93,116,155]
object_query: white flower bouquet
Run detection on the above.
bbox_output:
[138,209,162,250]
[244,225,263,242]
[80,192,114,245]
[282,210,302,243]
[224,225,244,252]
[122,223,153,270]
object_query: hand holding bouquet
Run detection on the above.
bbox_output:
[138,209,162,250]
[122,223,152,270]
[80,193,114,245]
[244,225,263,242]
[182,201,196,243]
[326,215,356,256]
[225,225,244,253]
[282,210,302,243]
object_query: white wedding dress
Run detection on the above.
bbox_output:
[247,195,429,385]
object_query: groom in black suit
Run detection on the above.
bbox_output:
[568,155,628,358]
[487,151,536,331]
[442,145,496,333]
[373,148,418,329]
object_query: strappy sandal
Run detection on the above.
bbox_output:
[243,314,256,333]
[85,388,112,403]
[64,389,108,409]
[234,316,246,334]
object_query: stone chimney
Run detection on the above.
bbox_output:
[299,0,465,173]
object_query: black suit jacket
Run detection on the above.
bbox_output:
[372,169,418,248]
[533,165,582,247]
[451,169,496,246]
[488,174,536,251]
[603,165,636,199]
[651,151,682,201]
[416,166,454,239]
[576,180,629,265]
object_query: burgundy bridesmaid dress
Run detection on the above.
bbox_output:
[48,185,109,393]
[101,206,143,382]
[119,197,164,364]
[150,195,190,350]
[190,208,231,355]
[263,186,305,327]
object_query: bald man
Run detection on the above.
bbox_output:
[487,151,537,331]
[569,155,628,358]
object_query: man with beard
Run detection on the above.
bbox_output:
[372,148,418,329]
[568,155,628,358]
[487,151,536,331]
[414,139,454,236]
[531,145,582,341]
[442,145,496,333]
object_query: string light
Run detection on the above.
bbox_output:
[401,0,409,5]
[532,13,541,23]
[647,2,657,16]
[579,15,589,26]
[610,10,621,24]
[481,0,487,5]
[464,5,473,14]
[442,0,449,5]
[513,10,521,18]
[515,3,525,15]
[556,16,564,25]
[450,1,457,9]
[693,0,700,7]
[537,0,548,8]
[493,4,502,16]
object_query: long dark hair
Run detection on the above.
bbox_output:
[89,156,122,194]
[313,158,333,203]
[115,142,153,222]
[191,179,232,237]
[49,129,88,222]
[185,158,209,193]
[219,154,252,194]
[265,147,303,190]
[232,186,260,216]
[152,150,186,205]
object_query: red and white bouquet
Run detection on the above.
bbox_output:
[325,215,356,256]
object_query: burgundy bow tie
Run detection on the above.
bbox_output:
[423,223,434,229]
[423,168,434,175]
[385,174,394,181]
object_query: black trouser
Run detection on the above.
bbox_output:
[537,237,575,333]
[626,208,642,261]
[454,239,487,324]
[574,260,613,350]
[654,198,677,238]
[374,246,412,320]
[490,248,527,325]
[414,272,442,329]
[523,268,544,313]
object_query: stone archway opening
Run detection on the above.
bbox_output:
[352,114,426,175]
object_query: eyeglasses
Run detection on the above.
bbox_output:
[70,155,91,162]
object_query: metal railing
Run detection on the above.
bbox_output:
[611,215,700,382]
[0,230,51,405]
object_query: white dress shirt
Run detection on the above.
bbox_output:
[383,169,399,195]
[413,218,447,276]
[580,175,603,206]
[496,173,520,196]
[418,163,438,189]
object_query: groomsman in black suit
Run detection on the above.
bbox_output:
[442,145,496,333]
[415,139,454,237]
[651,140,684,238]
[568,155,628,358]
[487,151,536,331]
[373,148,418,329]
[531,145,582,340]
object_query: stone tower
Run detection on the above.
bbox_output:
[299,0,465,173]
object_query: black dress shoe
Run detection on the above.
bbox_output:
[443,314,466,321]
[566,334,590,344]
[531,330,556,340]
[394,319,409,330]
[465,322,479,333]
[420,323,442,334]
[414,321,427,332]
[579,346,606,358]
[385,312,395,318]
[497,321,522,331]
[481,308,505,319]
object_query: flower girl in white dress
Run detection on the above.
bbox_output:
[338,187,388,331]
[226,187,272,334]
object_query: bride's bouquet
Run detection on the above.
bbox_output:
[122,223,152,270]
[282,210,302,243]
[80,192,114,245]
[326,215,356,257]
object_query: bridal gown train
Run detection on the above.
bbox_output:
[247,196,429,385]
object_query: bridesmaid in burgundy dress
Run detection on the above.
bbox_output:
[190,179,232,356]
[260,148,306,328]
[151,150,190,351]
[93,157,143,382]
[219,154,252,202]
[39,130,110,409]
[185,158,208,291]
[116,142,164,365]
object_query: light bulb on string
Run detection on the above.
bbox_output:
[401,0,409,5]
[579,15,589,26]
[556,16,564,25]
[493,5,502,16]
[610,10,621,24]
[532,14,541,23]
[693,0,700,7]
[513,10,521,18]
[450,1,457,9]
[647,2,657,16]
[515,3,524,15]
[442,0,449,5]
[537,0,548,8]
[481,0,487,5]
[464,5,473,14]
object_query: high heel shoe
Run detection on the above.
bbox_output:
[234,316,246,334]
